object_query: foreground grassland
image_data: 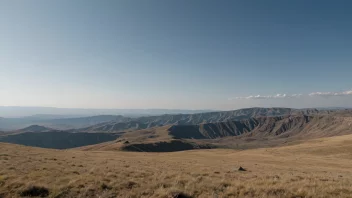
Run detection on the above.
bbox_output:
[1,135,352,198]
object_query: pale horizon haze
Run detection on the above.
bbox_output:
[1,0,352,110]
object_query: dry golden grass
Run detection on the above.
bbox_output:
[1,134,352,197]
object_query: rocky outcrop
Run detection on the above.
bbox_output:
[83,108,324,132]
[168,115,352,139]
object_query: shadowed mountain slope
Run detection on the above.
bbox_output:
[80,113,352,152]
[83,107,329,132]
[0,107,337,131]
[169,114,352,139]
[168,116,311,139]
[1,108,350,151]
[0,132,120,149]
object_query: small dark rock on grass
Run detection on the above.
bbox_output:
[238,166,247,171]
[169,191,193,198]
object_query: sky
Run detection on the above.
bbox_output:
[0,0,352,110]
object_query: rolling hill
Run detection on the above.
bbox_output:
[0,115,130,131]
[17,125,55,133]
[1,108,352,197]
[1,134,352,197]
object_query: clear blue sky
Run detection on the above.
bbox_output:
[1,0,351,110]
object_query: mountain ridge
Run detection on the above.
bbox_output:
[83,107,329,132]
[80,113,352,152]
[1,108,351,151]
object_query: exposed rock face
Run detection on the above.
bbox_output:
[168,115,352,139]
[2,108,351,151]
[76,111,352,152]
[83,108,325,132]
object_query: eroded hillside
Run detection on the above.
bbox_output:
[82,107,327,132]
[81,114,352,152]
[1,108,351,151]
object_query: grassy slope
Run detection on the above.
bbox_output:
[78,125,215,152]
[1,135,352,197]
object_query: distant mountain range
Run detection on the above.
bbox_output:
[82,107,330,132]
[0,107,334,131]
[1,107,352,150]
[80,111,352,152]
[0,115,130,131]
[0,106,212,118]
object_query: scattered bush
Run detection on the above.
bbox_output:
[101,183,112,190]
[20,186,49,197]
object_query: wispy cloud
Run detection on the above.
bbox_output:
[230,93,302,100]
[309,90,352,97]
[230,89,352,100]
